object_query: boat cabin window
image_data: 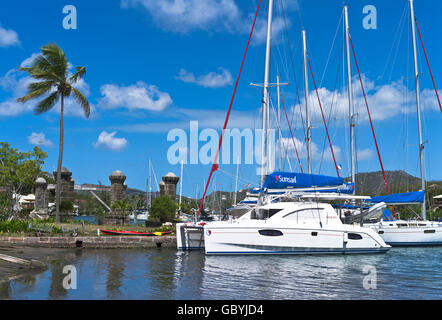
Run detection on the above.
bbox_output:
[258,229,283,236]
[252,208,282,219]
[347,233,363,240]
[282,208,324,221]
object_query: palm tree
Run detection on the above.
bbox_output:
[17,43,90,223]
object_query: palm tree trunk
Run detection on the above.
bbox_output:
[55,94,64,223]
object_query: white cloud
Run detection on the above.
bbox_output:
[120,0,291,44]
[0,24,20,47]
[98,81,172,111]
[176,68,233,88]
[0,54,93,118]
[93,131,128,151]
[121,0,242,34]
[357,148,375,161]
[279,136,341,163]
[287,76,442,126]
[28,132,54,147]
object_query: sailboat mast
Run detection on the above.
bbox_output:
[344,6,356,190]
[260,0,274,186]
[408,0,426,219]
[179,159,183,211]
[302,30,312,173]
[277,75,282,171]
[148,159,152,210]
[234,156,239,205]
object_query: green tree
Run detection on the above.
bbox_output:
[0,143,47,216]
[150,196,177,223]
[111,199,133,216]
[17,43,90,223]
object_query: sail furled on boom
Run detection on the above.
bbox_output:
[370,191,425,205]
[261,171,354,194]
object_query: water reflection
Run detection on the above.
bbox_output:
[106,252,126,298]
[1,247,440,300]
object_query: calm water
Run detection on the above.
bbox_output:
[1,247,441,300]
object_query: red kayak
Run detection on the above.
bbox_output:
[99,229,172,236]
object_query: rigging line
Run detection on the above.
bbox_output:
[415,17,442,114]
[318,39,344,174]
[349,35,392,198]
[380,2,408,81]
[388,5,408,83]
[197,0,262,216]
[217,168,257,187]
[307,56,340,177]
[319,9,344,88]
[280,0,306,137]
[281,94,303,173]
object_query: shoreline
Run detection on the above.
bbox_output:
[0,235,177,249]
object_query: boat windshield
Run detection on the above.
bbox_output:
[251,208,283,220]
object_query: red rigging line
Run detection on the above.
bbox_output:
[197,0,262,217]
[349,36,394,199]
[307,56,340,177]
[414,17,442,114]
[281,96,304,173]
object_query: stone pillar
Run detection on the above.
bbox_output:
[109,170,127,205]
[53,167,74,202]
[161,172,179,202]
[34,177,48,213]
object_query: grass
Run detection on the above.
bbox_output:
[0,220,175,237]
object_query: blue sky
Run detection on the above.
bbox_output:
[1,0,442,197]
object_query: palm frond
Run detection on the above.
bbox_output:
[72,87,90,118]
[17,81,55,103]
[70,66,86,83]
[34,91,60,115]
[40,43,68,78]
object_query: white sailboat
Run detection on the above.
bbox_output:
[352,0,442,245]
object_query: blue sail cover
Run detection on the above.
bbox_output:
[262,172,354,194]
[370,191,425,205]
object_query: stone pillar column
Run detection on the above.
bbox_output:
[53,167,74,202]
[34,177,48,213]
[109,170,127,205]
[162,172,179,202]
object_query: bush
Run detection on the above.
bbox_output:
[0,219,28,233]
[60,200,74,212]
[149,196,177,223]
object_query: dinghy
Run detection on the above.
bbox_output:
[99,229,172,236]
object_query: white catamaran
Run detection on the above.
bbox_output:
[196,0,390,255]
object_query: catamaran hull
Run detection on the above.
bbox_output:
[176,223,205,250]
[203,224,389,255]
[378,227,442,246]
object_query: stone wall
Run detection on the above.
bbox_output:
[0,236,176,248]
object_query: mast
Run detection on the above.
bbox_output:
[179,159,183,212]
[302,30,312,173]
[148,159,152,210]
[344,5,356,190]
[277,75,282,171]
[409,0,426,219]
[234,156,239,205]
[260,0,274,186]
